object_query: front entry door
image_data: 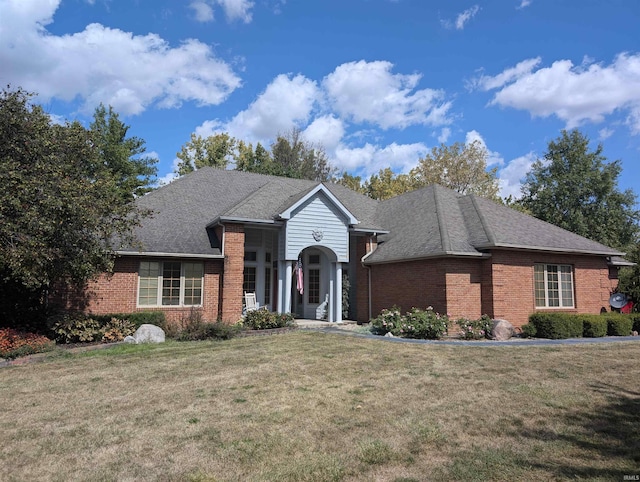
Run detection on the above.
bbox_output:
[304,251,323,319]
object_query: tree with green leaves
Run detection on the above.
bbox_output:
[175,132,237,175]
[90,104,157,201]
[363,168,415,201]
[234,140,274,174]
[270,128,336,181]
[337,173,365,194]
[410,141,500,201]
[0,87,149,327]
[617,244,640,311]
[520,129,639,249]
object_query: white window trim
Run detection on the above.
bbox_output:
[137,261,204,308]
[534,263,575,309]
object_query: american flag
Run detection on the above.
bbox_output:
[295,258,303,295]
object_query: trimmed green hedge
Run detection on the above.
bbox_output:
[603,314,633,336]
[581,316,607,338]
[528,312,636,339]
[529,313,583,339]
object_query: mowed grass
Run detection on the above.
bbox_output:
[1,332,639,481]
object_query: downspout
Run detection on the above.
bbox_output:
[360,234,376,321]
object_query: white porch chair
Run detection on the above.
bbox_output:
[315,293,329,320]
[243,292,259,316]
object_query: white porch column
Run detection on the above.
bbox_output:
[277,260,285,313]
[328,265,335,322]
[335,262,342,323]
[284,260,293,314]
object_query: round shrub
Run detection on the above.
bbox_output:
[605,315,633,336]
[520,323,537,338]
[370,307,403,336]
[582,316,607,338]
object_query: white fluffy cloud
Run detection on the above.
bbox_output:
[516,0,532,9]
[335,142,428,177]
[197,74,320,141]
[323,60,452,129]
[0,0,242,115]
[498,152,536,199]
[303,115,345,152]
[480,53,640,133]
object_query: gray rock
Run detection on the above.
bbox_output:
[491,319,514,341]
[384,332,395,338]
[123,335,137,344]
[133,324,165,343]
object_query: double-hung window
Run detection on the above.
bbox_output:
[138,261,204,306]
[534,264,574,308]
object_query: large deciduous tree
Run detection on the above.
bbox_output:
[0,87,149,327]
[520,129,639,249]
[175,132,237,175]
[90,104,157,201]
[362,168,415,201]
[410,141,500,201]
[175,128,337,181]
[270,128,336,181]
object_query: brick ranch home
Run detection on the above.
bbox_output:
[54,167,629,329]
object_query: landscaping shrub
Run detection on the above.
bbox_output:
[48,312,137,343]
[48,312,103,343]
[177,321,241,341]
[0,328,55,359]
[627,312,640,333]
[93,311,166,331]
[371,306,449,340]
[528,313,583,339]
[456,315,492,340]
[100,318,136,343]
[581,315,607,338]
[603,314,633,336]
[173,309,242,341]
[370,307,404,336]
[243,308,295,330]
[520,323,537,338]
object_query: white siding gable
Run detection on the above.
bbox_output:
[285,192,350,262]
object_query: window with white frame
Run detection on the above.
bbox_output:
[534,264,574,308]
[138,261,203,306]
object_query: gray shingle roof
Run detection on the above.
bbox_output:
[123,167,623,261]
[366,183,623,264]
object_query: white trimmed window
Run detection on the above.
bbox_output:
[534,264,574,308]
[138,261,204,307]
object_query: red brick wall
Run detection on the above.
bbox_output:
[487,250,616,328]
[220,223,245,322]
[51,257,224,326]
[369,258,447,318]
[364,250,615,329]
[355,235,376,322]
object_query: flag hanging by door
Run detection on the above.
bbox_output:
[295,258,304,295]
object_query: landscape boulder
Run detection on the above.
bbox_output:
[491,319,514,341]
[124,324,165,344]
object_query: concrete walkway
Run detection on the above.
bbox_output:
[296,320,640,347]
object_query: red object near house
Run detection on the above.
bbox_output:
[621,301,634,314]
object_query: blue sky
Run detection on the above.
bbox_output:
[1,0,639,198]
